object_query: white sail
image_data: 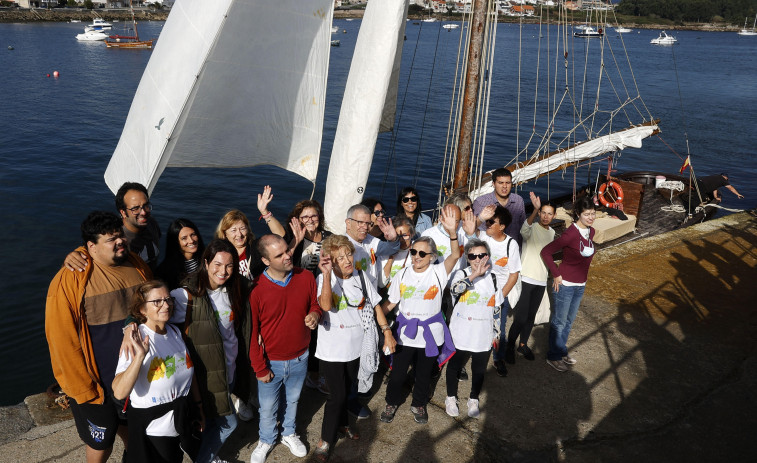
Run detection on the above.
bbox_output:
[323,0,408,233]
[469,124,659,200]
[379,0,409,133]
[104,0,334,194]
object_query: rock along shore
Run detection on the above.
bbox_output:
[2,210,755,462]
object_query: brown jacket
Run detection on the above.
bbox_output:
[45,247,151,404]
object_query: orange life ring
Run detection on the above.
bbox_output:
[598,181,624,208]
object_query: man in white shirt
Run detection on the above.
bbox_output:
[344,204,401,285]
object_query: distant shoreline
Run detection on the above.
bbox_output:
[0,8,747,32]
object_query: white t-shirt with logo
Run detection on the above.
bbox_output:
[388,263,450,348]
[380,248,411,289]
[171,287,238,384]
[348,234,381,286]
[448,269,503,352]
[316,270,382,362]
[420,225,468,276]
[479,234,522,281]
[115,324,193,437]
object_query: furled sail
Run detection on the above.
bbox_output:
[323,0,408,233]
[104,0,334,194]
[469,122,659,200]
[379,0,409,133]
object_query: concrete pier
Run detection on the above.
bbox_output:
[2,211,755,462]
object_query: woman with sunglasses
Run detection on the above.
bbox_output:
[113,280,202,462]
[540,196,596,372]
[380,217,415,289]
[169,239,254,462]
[395,187,433,237]
[379,205,461,425]
[360,198,387,240]
[444,238,502,419]
[156,218,206,290]
[312,235,396,461]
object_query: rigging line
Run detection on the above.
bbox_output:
[379,18,425,201]
[655,135,685,161]
[609,9,653,121]
[670,42,691,157]
[412,19,445,189]
[469,4,492,190]
[516,6,524,170]
[473,5,498,193]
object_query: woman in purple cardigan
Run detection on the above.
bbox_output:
[540,197,596,372]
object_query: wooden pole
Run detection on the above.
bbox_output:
[452,0,487,191]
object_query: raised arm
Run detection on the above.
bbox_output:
[112,328,149,400]
[440,206,462,275]
[257,185,286,237]
[317,254,334,312]
[526,192,541,225]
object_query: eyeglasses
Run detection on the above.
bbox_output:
[485,219,498,227]
[409,248,432,258]
[126,203,152,215]
[373,209,385,217]
[348,218,371,228]
[299,214,318,222]
[227,226,248,235]
[463,205,472,212]
[580,211,597,218]
[147,297,175,308]
[398,233,412,238]
[467,253,488,261]
[402,196,419,203]
[335,252,353,262]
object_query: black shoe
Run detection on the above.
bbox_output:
[517,344,535,361]
[457,367,469,381]
[410,405,428,424]
[505,344,516,364]
[380,404,398,423]
[494,360,508,377]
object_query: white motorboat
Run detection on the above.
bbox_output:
[442,23,460,29]
[76,30,108,41]
[331,25,338,33]
[650,30,677,45]
[422,17,437,22]
[574,25,603,38]
[737,17,757,36]
[614,26,632,33]
[85,18,112,32]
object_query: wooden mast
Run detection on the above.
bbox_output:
[452,0,488,191]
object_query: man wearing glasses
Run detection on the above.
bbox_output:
[46,211,151,463]
[472,168,526,248]
[344,204,401,285]
[64,182,162,273]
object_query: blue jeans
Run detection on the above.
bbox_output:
[196,391,238,463]
[547,284,585,361]
[492,299,511,362]
[257,351,308,445]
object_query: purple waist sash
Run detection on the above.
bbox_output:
[395,311,456,366]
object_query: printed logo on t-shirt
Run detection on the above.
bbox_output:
[147,353,188,382]
[355,257,368,271]
[399,283,440,301]
[331,293,364,312]
[455,312,489,322]
[494,256,509,267]
[436,245,448,257]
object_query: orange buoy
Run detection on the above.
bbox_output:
[598,181,624,208]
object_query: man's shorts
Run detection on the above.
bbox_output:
[70,395,127,450]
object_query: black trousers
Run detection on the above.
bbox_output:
[445,349,491,400]
[508,282,546,347]
[319,358,359,445]
[385,345,437,407]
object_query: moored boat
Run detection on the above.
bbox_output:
[574,24,603,37]
[737,16,757,36]
[651,30,677,45]
[105,1,153,49]
[76,30,108,41]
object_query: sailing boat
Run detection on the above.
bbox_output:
[105,0,153,49]
[737,16,757,36]
[103,0,710,242]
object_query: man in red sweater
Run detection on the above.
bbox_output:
[249,234,322,463]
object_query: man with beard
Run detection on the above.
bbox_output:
[472,168,526,248]
[64,182,162,273]
[46,211,151,463]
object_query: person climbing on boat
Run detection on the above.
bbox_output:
[475,205,521,378]
[155,218,206,290]
[361,197,388,240]
[697,173,744,202]
[63,182,161,273]
[395,187,433,237]
[505,193,555,365]
[214,186,288,281]
[379,205,461,425]
[344,204,401,285]
[541,196,596,372]
[472,168,527,248]
[445,238,502,419]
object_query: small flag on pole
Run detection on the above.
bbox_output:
[679,155,691,173]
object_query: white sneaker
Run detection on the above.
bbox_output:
[250,441,273,463]
[445,396,459,417]
[211,459,230,463]
[234,396,255,422]
[281,434,307,457]
[467,398,480,418]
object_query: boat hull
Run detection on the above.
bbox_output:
[105,40,154,49]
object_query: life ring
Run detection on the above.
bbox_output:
[598,181,624,208]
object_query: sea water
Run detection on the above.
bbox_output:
[0,20,755,405]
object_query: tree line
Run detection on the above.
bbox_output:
[616,0,757,24]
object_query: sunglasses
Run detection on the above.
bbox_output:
[485,219,498,227]
[467,253,488,261]
[402,196,419,203]
[373,209,385,217]
[409,248,432,258]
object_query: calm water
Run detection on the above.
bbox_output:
[0,20,755,405]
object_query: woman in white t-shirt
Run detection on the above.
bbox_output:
[378,206,462,426]
[444,239,503,419]
[313,235,396,461]
[113,280,202,463]
[380,217,415,289]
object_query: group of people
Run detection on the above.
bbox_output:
[46,169,601,463]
